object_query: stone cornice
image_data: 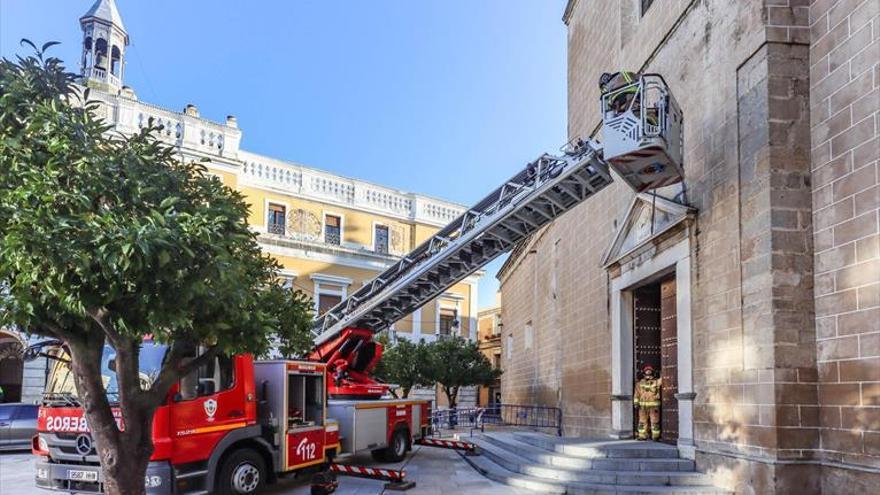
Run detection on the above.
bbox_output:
[239,150,466,227]
[562,0,580,25]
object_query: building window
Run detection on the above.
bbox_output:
[641,0,654,16]
[439,307,457,337]
[324,214,341,245]
[374,224,389,254]
[493,314,502,336]
[525,322,533,349]
[317,292,342,316]
[311,274,351,318]
[492,352,501,370]
[267,204,286,235]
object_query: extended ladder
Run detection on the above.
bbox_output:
[312,140,613,345]
[311,73,684,347]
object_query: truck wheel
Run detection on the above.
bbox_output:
[384,428,409,463]
[216,448,266,495]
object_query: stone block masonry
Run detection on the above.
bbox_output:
[810,0,880,490]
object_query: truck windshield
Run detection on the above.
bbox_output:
[44,342,167,403]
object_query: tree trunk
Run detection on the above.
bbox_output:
[68,338,155,495]
[401,386,411,399]
[444,385,457,409]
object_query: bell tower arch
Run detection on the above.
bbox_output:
[80,0,128,91]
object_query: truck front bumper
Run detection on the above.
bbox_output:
[35,459,172,494]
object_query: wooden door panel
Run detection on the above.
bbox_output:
[633,284,661,434]
[660,277,678,444]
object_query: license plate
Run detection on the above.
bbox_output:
[69,470,98,482]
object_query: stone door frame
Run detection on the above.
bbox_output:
[609,237,695,459]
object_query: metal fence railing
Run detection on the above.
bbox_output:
[431,403,563,437]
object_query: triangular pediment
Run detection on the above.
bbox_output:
[601,193,695,267]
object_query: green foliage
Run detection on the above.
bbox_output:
[263,286,314,359]
[373,333,430,398]
[0,42,313,357]
[422,336,501,408]
[0,43,315,491]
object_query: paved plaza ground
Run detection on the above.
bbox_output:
[0,443,529,495]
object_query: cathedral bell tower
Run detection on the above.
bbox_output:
[79,0,128,91]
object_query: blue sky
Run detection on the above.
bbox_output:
[0,0,569,309]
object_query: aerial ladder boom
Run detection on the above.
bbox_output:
[308,74,684,398]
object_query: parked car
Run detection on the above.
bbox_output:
[0,403,38,451]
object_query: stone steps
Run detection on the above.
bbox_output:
[460,432,730,495]
[478,433,696,471]
[474,435,706,485]
[512,432,681,459]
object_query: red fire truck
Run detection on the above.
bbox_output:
[30,75,684,494]
[32,342,428,494]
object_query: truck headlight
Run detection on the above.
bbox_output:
[38,436,49,453]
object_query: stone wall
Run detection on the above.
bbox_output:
[809,0,880,481]
[498,0,879,491]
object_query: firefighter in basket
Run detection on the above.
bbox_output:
[633,364,662,441]
[600,70,660,126]
[600,71,641,116]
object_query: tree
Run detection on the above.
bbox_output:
[263,286,314,359]
[372,334,430,398]
[0,43,313,494]
[423,336,501,409]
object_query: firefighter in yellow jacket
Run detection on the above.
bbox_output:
[634,365,662,441]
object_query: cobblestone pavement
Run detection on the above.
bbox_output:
[0,444,529,495]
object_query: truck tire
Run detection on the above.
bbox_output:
[216,448,266,495]
[370,427,409,463]
[384,427,409,462]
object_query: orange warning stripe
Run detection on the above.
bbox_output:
[175,421,248,437]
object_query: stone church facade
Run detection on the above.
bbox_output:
[498,0,878,493]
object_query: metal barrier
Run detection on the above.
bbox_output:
[431,404,563,437]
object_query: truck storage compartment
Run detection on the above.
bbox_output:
[330,400,396,455]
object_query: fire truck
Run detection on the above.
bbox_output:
[29,74,683,494]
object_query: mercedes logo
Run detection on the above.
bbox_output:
[75,434,93,456]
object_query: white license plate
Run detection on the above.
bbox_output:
[69,470,98,482]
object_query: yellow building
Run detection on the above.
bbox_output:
[223,150,480,343]
[77,1,479,344]
[477,298,503,407]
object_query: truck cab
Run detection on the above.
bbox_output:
[32,342,282,494]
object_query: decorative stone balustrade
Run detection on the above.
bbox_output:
[239,151,464,226]
[81,84,463,227]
